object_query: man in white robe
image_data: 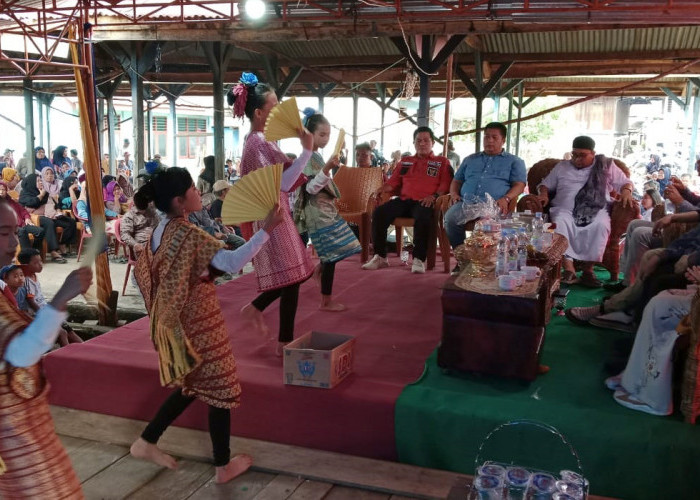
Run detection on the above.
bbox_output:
[536,136,634,287]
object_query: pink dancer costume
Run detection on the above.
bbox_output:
[240,132,314,292]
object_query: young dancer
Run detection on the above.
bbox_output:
[129,166,283,483]
[294,109,361,311]
[228,72,314,353]
[0,196,91,498]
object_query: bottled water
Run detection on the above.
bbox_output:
[507,230,519,271]
[665,198,675,215]
[495,230,509,277]
[517,227,529,270]
[400,249,409,265]
[531,212,544,251]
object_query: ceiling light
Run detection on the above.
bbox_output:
[244,0,266,20]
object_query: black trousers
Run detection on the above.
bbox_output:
[251,282,301,342]
[321,261,336,296]
[371,198,433,261]
[38,216,77,251]
[18,224,45,251]
[141,388,231,466]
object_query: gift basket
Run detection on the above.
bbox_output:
[455,195,502,277]
[468,420,589,500]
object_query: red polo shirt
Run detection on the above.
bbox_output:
[386,152,452,201]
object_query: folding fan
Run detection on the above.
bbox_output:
[221,163,283,225]
[332,128,345,159]
[264,97,304,142]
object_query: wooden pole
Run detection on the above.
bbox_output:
[37,97,44,149]
[130,50,145,181]
[352,92,358,165]
[515,82,523,157]
[506,88,514,152]
[169,96,177,167]
[443,55,454,158]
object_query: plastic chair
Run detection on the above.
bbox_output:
[516,157,639,282]
[112,217,138,296]
[72,203,91,262]
[333,166,384,263]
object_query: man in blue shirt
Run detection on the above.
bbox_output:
[444,122,526,257]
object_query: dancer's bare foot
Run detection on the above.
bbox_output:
[275,341,288,357]
[215,454,253,484]
[240,303,271,339]
[130,438,177,470]
[320,297,347,312]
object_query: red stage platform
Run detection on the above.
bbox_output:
[45,255,446,461]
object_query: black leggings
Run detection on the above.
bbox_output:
[141,388,231,467]
[251,282,301,343]
[321,261,336,296]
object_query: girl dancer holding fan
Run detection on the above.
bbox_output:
[294,109,361,311]
[228,72,314,354]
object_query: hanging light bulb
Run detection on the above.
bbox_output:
[244,0,266,20]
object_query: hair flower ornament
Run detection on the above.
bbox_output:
[240,72,258,87]
[145,161,159,175]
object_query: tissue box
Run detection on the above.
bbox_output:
[283,331,356,388]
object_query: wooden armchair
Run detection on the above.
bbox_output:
[333,166,384,263]
[516,158,640,281]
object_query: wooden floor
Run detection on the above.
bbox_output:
[52,407,464,500]
[59,434,419,500]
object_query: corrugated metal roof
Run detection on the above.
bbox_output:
[269,37,402,60]
[482,26,700,54]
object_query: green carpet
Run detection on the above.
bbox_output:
[395,275,700,499]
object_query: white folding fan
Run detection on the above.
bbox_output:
[221,163,283,225]
[332,128,345,159]
[264,97,303,142]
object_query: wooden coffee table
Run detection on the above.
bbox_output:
[437,234,567,381]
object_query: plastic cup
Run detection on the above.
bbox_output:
[552,494,577,500]
[559,470,588,490]
[555,480,584,500]
[473,475,503,500]
[510,271,526,287]
[521,265,542,281]
[505,467,530,500]
[530,472,557,499]
[477,463,505,479]
[498,274,517,291]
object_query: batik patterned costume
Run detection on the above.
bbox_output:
[240,132,313,291]
[0,294,83,499]
[134,217,241,408]
[294,152,361,263]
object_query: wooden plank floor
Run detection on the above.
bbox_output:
[53,407,465,500]
[59,434,429,500]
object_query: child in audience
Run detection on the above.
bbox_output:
[0,265,28,311]
[17,248,83,345]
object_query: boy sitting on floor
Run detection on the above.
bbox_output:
[17,248,83,346]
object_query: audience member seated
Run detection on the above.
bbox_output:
[362,126,452,274]
[536,136,634,288]
[117,172,135,199]
[189,204,245,250]
[120,189,161,258]
[52,146,71,174]
[444,122,526,274]
[59,176,78,209]
[15,249,83,346]
[209,180,228,221]
[0,181,44,252]
[197,155,216,207]
[641,188,663,221]
[604,268,700,416]
[355,142,374,169]
[2,167,21,200]
[34,146,52,172]
[18,169,76,262]
[566,209,700,330]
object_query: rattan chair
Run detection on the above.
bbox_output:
[333,166,384,263]
[516,157,640,281]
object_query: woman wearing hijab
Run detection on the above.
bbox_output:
[103,180,127,218]
[34,147,52,172]
[197,155,216,196]
[117,172,135,199]
[0,180,45,252]
[52,146,71,172]
[59,176,78,209]
[18,168,76,262]
[1,168,21,200]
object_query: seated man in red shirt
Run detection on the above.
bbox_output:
[362,126,452,274]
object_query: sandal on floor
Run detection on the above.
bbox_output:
[579,273,603,288]
[561,270,578,284]
[51,256,68,263]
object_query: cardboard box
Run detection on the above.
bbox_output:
[283,331,356,389]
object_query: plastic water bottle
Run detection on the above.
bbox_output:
[495,230,509,277]
[517,227,529,270]
[531,212,544,251]
[400,249,409,265]
[665,198,675,215]
[507,230,519,271]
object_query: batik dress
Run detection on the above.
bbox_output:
[0,294,83,499]
[240,132,314,291]
[294,152,361,263]
[134,217,241,408]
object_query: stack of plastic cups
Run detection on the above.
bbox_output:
[529,473,557,499]
[473,463,505,499]
[505,467,531,500]
[554,469,588,500]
